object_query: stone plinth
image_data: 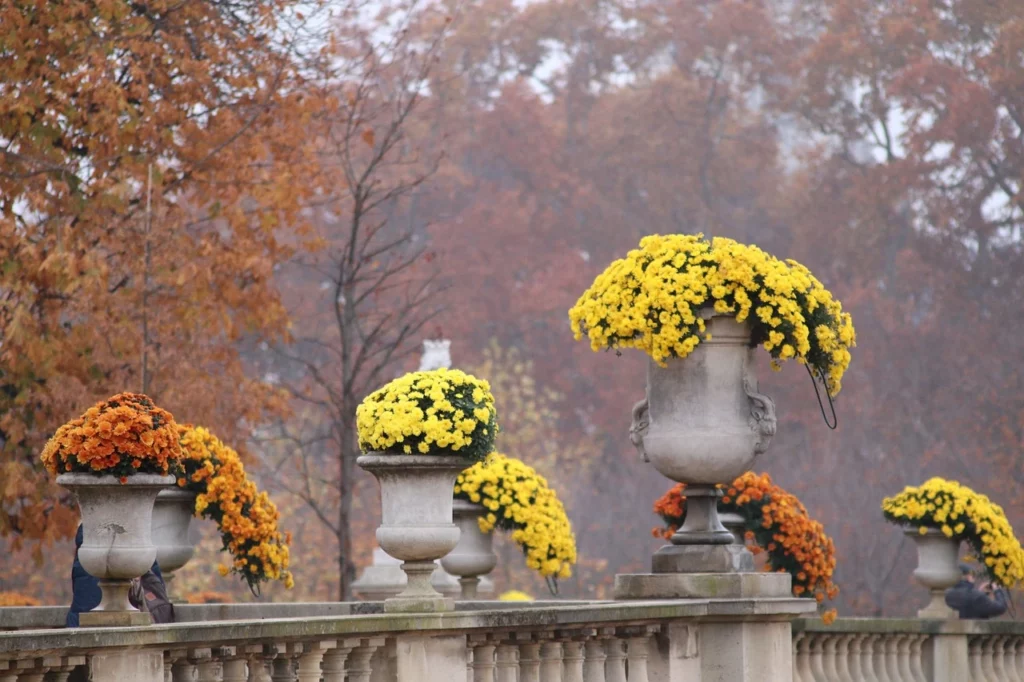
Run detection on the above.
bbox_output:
[614,571,790,600]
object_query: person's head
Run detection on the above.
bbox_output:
[959,563,975,583]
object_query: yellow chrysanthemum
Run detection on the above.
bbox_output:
[455,453,576,580]
[882,477,1024,589]
[568,234,855,396]
[357,368,498,460]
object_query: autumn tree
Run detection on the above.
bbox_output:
[257,5,451,600]
[0,0,330,552]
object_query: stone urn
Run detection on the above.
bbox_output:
[905,527,961,618]
[630,314,776,572]
[57,472,175,626]
[357,453,472,612]
[441,500,498,598]
[151,488,199,590]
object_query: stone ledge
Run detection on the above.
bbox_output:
[0,600,715,655]
[614,572,791,600]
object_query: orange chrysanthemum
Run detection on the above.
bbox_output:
[40,393,182,478]
[654,472,839,622]
[177,425,293,591]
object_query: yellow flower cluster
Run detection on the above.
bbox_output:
[455,453,576,580]
[498,590,534,601]
[882,477,1024,588]
[569,234,856,395]
[357,368,498,461]
[178,425,294,591]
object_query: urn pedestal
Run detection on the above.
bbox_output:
[151,488,199,596]
[441,500,498,599]
[906,527,961,618]
[357,453,471,613]
[57,473,174,626]
[615,315,785,600]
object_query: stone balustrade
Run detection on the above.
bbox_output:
[793,617,1024,682]
[10,606,1024,681]
[0,597,809,682]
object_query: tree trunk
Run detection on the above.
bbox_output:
[338,439,357,601]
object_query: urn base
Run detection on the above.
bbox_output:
[652,544,754,574]
[383,561,456,613]
[613,571,790,600]
[919,590,957,619]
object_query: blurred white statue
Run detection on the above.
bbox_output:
[418,339,452,371]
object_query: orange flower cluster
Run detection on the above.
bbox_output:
[178,425,293,591]
[185,590,235,604]
[40,393,182,479]
[654,472,839,623]
[0,591,41,606]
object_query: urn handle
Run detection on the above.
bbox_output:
[744,375,776,454]
[630,397,650,463]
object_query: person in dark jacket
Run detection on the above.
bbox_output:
[945,563,1008,620]
[66,524,171,627]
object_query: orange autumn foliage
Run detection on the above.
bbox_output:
[40,393,182,478]
[0,591,41,607]
[654,472,839,623]
[0,0,321,546]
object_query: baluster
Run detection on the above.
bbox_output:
[1004,638,1023,682]
[833,634,855,682]
[995,634,1011,679]
[1016,637,1024,682]
[624,627,653,682]
[14,661,48,682]
[847,634,865,682]
[346,637,383,682]
[969,638,985,682]
[604,638,627,682]
[897,635,917,682]
[808,635,827,682]
[907,635,927,682]
[246,644,278,682]
[272,644,301,682]
[469,636,496,682]
[518,634,543,682]
[822,635,842,682]
[164,651,182,682]
[467,645,474,682]
[223,656,249,682]
[173,652,198,682]
[205,647,236,682]
[0,661,15,682]
[496,640,519,682]
[561,636,586,682]
[43,655,87,682]
[540,640,563,682]
[298,641,335,682]
[886,635,904,682]
[869,635,890,682]
[791,633,808,682]
[983,637,999,682]
[583,633,607,682]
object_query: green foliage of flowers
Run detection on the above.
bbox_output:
[569,234,856,395]
[357,368,498,461]
[882,477,1024,588]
